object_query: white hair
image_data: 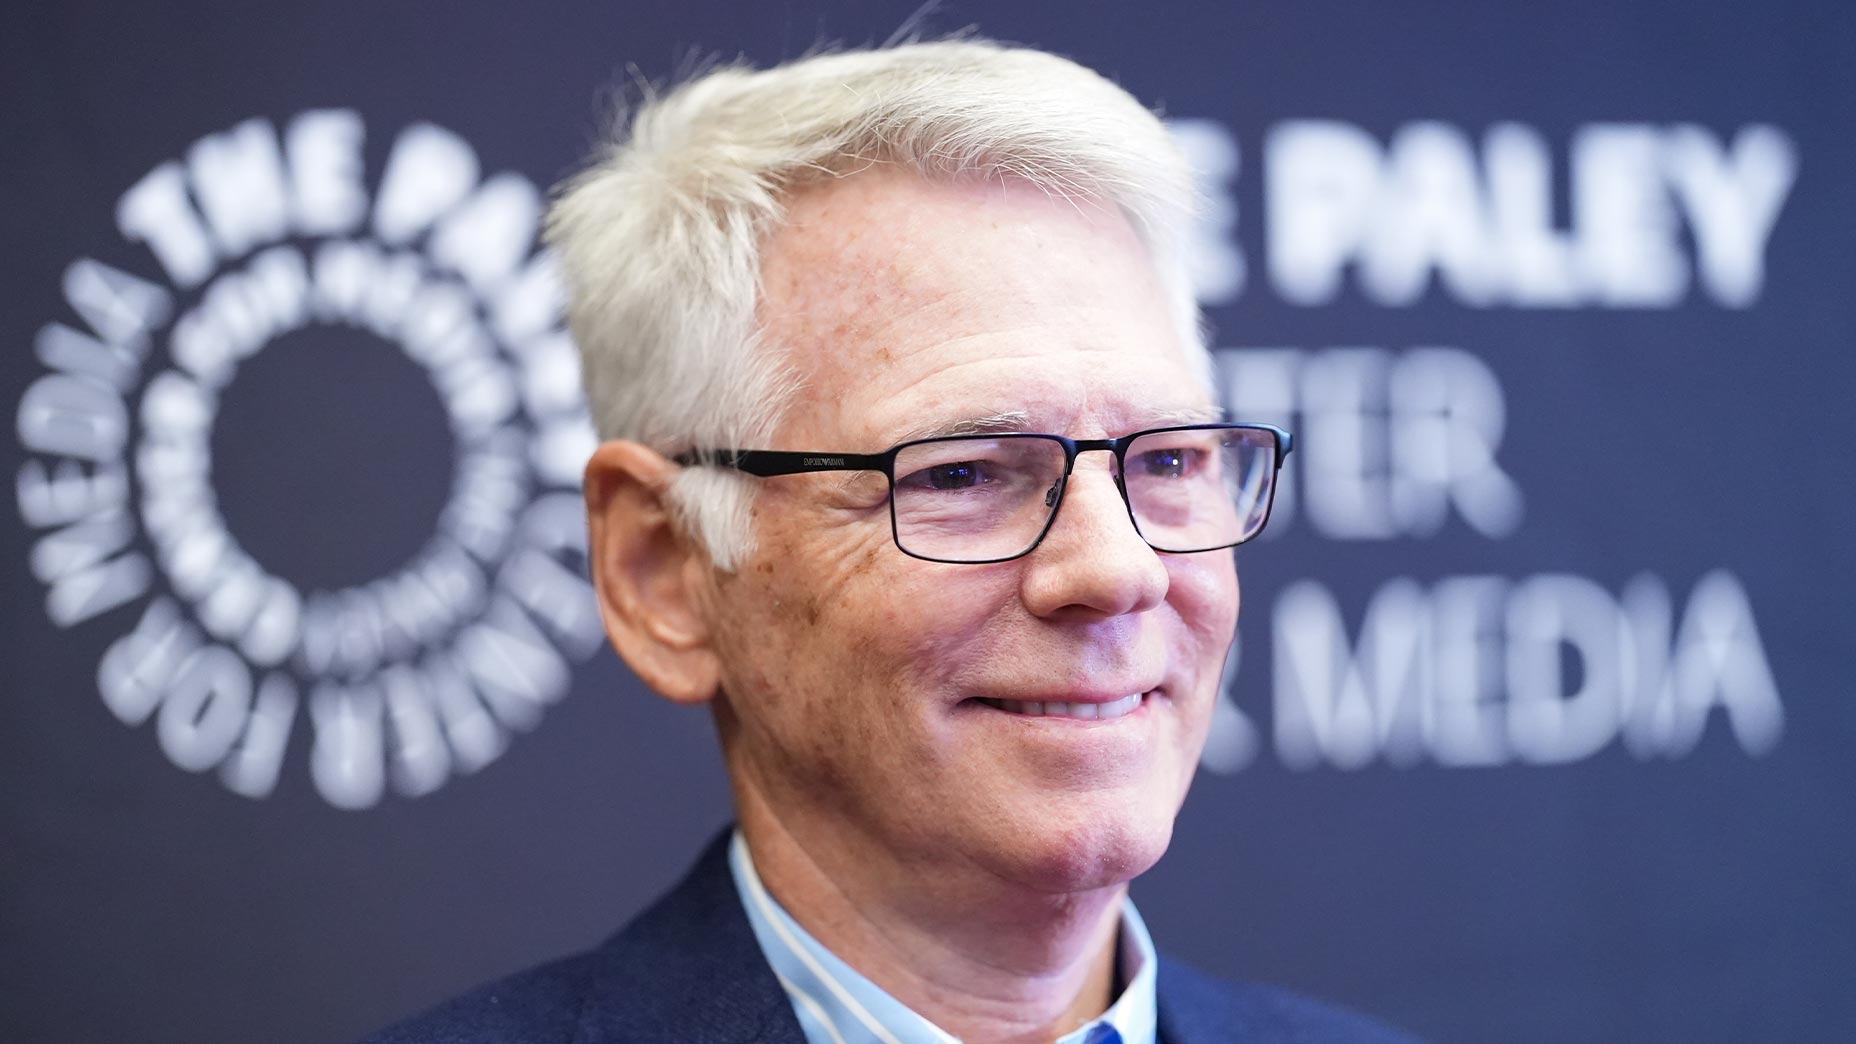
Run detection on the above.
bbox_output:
[546,38,1207,570]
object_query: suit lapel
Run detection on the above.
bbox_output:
[1156,956,1247,1044]
[572,831,809,1044]
[1156,955,1401,1044]
[565,835,1303,1044]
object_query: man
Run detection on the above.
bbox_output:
[363,38,1419,1044]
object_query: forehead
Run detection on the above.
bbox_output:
[755,168,1209,446]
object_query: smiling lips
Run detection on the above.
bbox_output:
[976,692,1147,721]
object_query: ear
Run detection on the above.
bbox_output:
[583,440,722,705]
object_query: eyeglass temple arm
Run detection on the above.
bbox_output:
[672,449,891,476]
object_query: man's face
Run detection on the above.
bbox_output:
[702,169,1238,896]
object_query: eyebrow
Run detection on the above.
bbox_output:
[891,411,1035,443]
[1145,404,1226,426]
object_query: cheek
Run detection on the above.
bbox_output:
[879,568,1033,696]
[1166,554,1240,652]
[721,529,989,747]
[712,566,876,795]
[711,532,839,717]
[1157,559,1237,793]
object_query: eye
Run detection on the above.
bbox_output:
[899,460,992,490]
[1135,447,1196,478]
[931,461,981,489]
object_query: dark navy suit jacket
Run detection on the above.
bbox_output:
[359,833,1421,1044]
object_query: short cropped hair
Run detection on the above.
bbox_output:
[547,38,1205,569]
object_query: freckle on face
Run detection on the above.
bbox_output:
[716,169,1231,895]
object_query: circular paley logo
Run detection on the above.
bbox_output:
[15,111,605,809]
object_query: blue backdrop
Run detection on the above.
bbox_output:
[4,2,1852,1042]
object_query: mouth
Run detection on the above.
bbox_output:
[973,691,1150,722]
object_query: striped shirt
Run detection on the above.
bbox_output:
[729,832,1159,1044]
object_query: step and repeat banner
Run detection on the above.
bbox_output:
[4,2,1851,1042]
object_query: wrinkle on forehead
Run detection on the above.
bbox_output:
[754,168,1196,450]
[891,403,1221,445]
[758,169,1144,349]
[880,353,1217,446]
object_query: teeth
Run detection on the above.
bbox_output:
[1101,693,1142,718]
[983,693,1145,721]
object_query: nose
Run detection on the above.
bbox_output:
[1017,461,1169,621]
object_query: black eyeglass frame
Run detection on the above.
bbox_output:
[673,422,1294,565]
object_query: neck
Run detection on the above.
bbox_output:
[732,779,1126,1044]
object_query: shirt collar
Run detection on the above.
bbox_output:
[729,831,1158,1044]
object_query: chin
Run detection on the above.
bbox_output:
[988,792,1180,895]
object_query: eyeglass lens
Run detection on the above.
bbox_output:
[889,428,1278,562]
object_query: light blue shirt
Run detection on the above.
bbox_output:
[729,832,1159,1044]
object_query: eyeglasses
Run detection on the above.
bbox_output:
[674,423,1293,564]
